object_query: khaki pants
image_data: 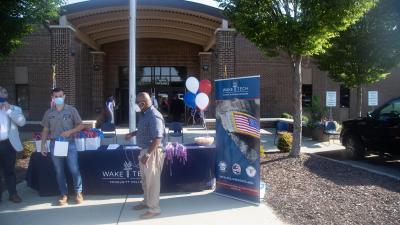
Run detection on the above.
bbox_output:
[139,147,164,213]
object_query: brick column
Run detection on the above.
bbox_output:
[215,28,236,78]
[90,51,105,116]
[50,26,77,106]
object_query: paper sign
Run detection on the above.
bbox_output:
[54,141,69,157]
[107,144,120,150]
[326,91,337,107]
[368,91,378,106]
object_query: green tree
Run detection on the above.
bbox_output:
[316,0,400,117]
[0,0,65,60]
[216,0,377,157]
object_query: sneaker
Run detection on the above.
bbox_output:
[132,204,148,210]
[75,192,84,204]
[140,211,160,219]
[9,194,22,203]
[58,195,68,206]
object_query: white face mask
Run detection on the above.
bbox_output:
[134,104,141,112]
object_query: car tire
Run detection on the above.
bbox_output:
[345,135,365,160]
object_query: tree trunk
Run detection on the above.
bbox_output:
[356,85,363,117]
[289,55,302,157]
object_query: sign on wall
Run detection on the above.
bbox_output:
[215,75,261,204]
[368,91,378,106]
[326,91,337,107]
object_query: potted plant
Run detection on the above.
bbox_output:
[304,95,328,141]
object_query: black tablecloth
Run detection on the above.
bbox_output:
[25,145,216,196]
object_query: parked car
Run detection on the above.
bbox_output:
[340,97,400,159]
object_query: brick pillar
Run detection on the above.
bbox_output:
[199,52,215,117]
[199,52,212,80]
[215,28,236,78]
[50,26,77,106]
[90,51,105,117]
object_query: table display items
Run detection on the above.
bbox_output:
[164,142,187,176]
[33,132,50,152]
[75,128,104,151]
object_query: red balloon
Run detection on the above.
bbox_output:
[199,79,212,95]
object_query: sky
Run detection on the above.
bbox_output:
[67,0,220,8]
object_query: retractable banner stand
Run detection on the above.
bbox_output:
[215,75,261,204]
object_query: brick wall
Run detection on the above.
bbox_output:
[0,25,52,120]
[233,34,294,118]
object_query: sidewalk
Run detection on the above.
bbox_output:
[1,126,347,225]
[0,185,284,225]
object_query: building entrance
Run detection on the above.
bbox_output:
[116,66,187,125]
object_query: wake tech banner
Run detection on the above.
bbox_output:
[215,75,261,204]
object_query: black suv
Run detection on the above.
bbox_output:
[340,97,400,159]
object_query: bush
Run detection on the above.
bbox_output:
[280,112,293,119]
[302,115,309,124]
[277,132,293,153]
[22,141,35,159]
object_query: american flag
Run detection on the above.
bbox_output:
[232,112,260,138]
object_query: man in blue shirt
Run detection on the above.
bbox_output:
[125,92,165,219]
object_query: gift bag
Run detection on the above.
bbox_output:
[85,137,100,150]
[75,138,85,151]
[54,140,69,156]
[35,140,50,152]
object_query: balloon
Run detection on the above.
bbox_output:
[195,93,209,111]
[183,92,196,109]
[199,79,212,95]
[185,76,199,94]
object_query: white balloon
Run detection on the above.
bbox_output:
[195,93,209,110]
[185,76,199,94]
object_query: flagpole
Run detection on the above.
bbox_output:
[129,0,137,143]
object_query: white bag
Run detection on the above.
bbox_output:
[54,141,69,157]
[35,140,50,152]
[75,138,85,151]
[85,137,100,150]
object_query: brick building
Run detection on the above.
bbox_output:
[0,0,399,124]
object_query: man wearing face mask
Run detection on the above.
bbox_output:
[0,86,26,203]
[40,88,85,206]
[125,92,165,219]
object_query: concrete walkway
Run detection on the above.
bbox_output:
[0,185,284,225]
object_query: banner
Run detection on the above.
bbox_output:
[215,75,261,204]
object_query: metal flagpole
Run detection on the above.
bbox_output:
[129,0,137,143]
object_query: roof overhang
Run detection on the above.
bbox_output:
[61,0,224,50]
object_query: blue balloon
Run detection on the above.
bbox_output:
[184,92,196,109]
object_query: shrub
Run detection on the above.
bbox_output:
[302,115,309,124]
[280,112,293,119]
[22,141,35,159]
[277,132,293,153]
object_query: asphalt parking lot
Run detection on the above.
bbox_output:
[315,150,400,180]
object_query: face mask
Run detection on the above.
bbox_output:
[54,97,64,105]
[0,98,7,103]
[134,104,141,112]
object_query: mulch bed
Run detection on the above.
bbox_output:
[261,153,400,225]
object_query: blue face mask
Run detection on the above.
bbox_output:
[0,98,6,103]
[54,97,64,105]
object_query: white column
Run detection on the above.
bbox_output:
[129,0,137,143]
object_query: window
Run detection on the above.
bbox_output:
[378,99,400,120]
[302,84,312,107]
[340,85,350,108]
[15,84,29,110]
[137,66,186,86]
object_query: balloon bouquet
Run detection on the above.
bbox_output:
[183,77,212,130]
